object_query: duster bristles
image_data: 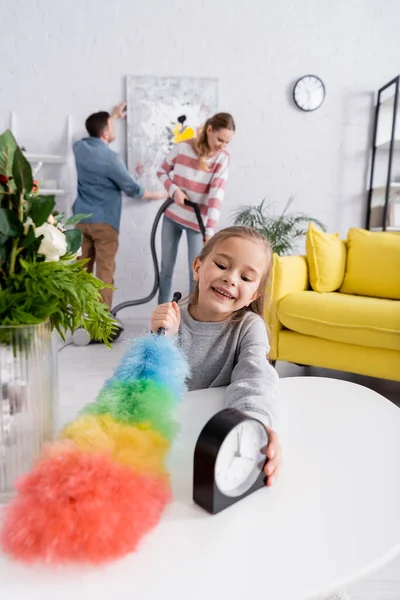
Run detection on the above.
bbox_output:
[1,443,170,564]
[61,414,170,478]
[110,334,190,399]
[1,333,189,564]
[82,379,179,440]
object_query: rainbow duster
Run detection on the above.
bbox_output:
[0,333,189,564]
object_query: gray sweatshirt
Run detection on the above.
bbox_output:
[177,306,279,430]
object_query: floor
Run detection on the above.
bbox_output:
[58,319,400,600]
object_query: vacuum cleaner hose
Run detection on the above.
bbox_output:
[70,198,205,346]
[111,197,206,317]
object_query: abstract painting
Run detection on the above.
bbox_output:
[126,76,218,188]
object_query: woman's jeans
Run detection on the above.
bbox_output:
[158,215,203,304]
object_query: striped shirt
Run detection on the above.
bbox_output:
[157,140,230,237]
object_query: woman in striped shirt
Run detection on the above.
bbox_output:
[157,112,235,303]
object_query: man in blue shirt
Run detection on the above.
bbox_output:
[73,102,165,309]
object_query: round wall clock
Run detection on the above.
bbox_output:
[293,75,326,112]
[193,408,269,515]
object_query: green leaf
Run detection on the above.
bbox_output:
[0,208,23,237]
[21,225,36,249]
[30,195,55,227]
[0,130,17,178]
[232,198,326,255]
[0,258,117,345]
[12,310,45,324]
[23,236,43,260]
[53,212,65,225]
[65,213,92,227]
[0,232,10,265]
[64,228,82,255]
[12,147,33,194]
[0,232,8,246]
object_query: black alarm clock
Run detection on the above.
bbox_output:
[193,408,269,514]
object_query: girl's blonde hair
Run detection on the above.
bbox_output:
[188,226,272,322]
[194,113,235,170]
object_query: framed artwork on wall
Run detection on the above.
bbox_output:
[126,76,218,188]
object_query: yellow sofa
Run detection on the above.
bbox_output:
[265,227,400,382]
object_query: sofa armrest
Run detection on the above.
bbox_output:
[265,254,309,359]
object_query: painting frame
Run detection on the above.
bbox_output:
[126,75,219,188]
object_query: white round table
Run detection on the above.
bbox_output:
[1,376,400,600]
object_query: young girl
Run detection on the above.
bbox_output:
[156,113,236,304]
[151,226,282,486]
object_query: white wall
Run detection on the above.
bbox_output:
[1,0,399,320]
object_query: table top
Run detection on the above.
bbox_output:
[1,376,400,600]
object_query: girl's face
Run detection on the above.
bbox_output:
[192,237,267,322]
[206,126,234,154]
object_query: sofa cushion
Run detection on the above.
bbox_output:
[340,228,400,300]
[306,223,346,292]
[278,291,400,351]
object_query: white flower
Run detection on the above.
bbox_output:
[47,214,55,226]
[35,223,67,262]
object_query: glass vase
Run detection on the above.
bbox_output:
[0,321,58,502]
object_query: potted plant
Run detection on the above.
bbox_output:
[0,129,116,499]
[232,196,325,255]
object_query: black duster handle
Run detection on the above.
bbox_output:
[157,291,182,336]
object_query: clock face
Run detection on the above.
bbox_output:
[293,75,325,112]
[214,420,268,497]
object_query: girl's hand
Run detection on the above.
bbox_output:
[151,301,181,336]
[264,428,282,486]
[173,189,188,206]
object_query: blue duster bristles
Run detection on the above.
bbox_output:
[109,334,190,400]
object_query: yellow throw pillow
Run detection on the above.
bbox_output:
[340,228,400,300]
[306,223,346,292]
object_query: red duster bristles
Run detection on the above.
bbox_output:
[1,442,171,564]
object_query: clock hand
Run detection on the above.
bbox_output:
[235,430,241,457]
